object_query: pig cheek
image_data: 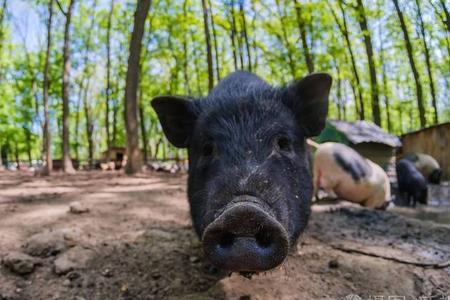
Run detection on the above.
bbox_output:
[264,157,309,237]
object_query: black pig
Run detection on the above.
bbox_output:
[396,158,428,207]
[152,71,332,272]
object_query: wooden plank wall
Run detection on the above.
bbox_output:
[400,123,450,181]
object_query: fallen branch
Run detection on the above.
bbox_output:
[309,237,450,269]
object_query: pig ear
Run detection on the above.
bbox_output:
[284,73,332,137]
[151,96,197,148]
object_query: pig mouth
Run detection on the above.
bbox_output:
[202,200,289,273]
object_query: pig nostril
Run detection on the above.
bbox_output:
[218,232,234,248]
[255,230,272,248]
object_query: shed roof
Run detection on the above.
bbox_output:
[328,120,401,148]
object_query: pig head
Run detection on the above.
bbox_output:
[152,71,332,273]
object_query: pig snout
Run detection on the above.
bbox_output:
[202,201,289,272]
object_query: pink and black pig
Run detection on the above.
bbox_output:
[152,71,332,273]
[313,142,391,209]
[403,153,442,184]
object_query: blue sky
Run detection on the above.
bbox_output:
[7,0,117,50]
[9,0,43,50]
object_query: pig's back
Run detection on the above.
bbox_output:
[314,143,377,203]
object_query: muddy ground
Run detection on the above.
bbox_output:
[0,171,449,300]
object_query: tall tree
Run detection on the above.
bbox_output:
[392,0,426,128]
[80,0,98,169]
[354,0,381,125]
[201,0,214,90]
[42,0,55,175]
[378,22,392,132]
[139,13,154,165]
[57,0,76,173]
[415,0,438,124]
[182,0,191,94]
[239,0,252,71]
[275,0,296,78]
[124,0,152,174]
[105,0,115,162]
[293,0,313,73]
[231,0,244,69]
[329,1,364,120]
[74,80,82,162]
[208,0,221,81]
[250,0,258,71]
[439,0,450,33]
[227,0,238,70]
[0,0,7,88]
[0,0,7,56]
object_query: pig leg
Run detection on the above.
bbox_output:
[314,172,338,200]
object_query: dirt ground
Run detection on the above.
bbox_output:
[0,171,449,300]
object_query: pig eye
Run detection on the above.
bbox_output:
[202,142,215,157]
[275,136,292,152]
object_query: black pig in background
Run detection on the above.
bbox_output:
[396,158,428,207]
[152,71,332,273]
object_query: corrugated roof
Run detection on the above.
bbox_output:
[329,120,401,148]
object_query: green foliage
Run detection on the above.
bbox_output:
[0,0,449,164]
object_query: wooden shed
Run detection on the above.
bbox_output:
[315,120,401,170]
[399,122,450,181]
[101,147,126,162]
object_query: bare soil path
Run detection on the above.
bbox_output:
[0,171,449,300]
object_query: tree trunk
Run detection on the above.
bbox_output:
[439,0,450,34]
[74,80,83,162]
[154,136,163,160]
[59,0,76,173]
[112,94,118,147]
[0,0,7,62]
[250,0,258,71]
[82,80,94,169]
[355,0,381,126]
[377,8,392,132]
[26,127,32,165]
[167,24,179,94]
[331,1,364,120]
[275,0,296,79]
[392,0,426,128]
[208,0,221,81]
[139,97,148,164]
[201,0,214,91]
[124,0,152,174]
[192,32,202,95]
[239,0,252,72]
[82,0,98,169]
[232,1,244,69]
[293,0,314,73]
[416,0,438,124]
[379,44,392,132]
[14,141,19,170]
[228,1,238,70]
[335,61,342,120]
[0,0,8,80]
[105,0,115,161]
[42,0,54,175]
[182,0,191,94]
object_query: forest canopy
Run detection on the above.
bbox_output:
[0,0,449,171]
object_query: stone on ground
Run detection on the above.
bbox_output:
[23,228,84,257]
[53,246,95,275]
[2,251,39,275]
[69,201,90,214]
